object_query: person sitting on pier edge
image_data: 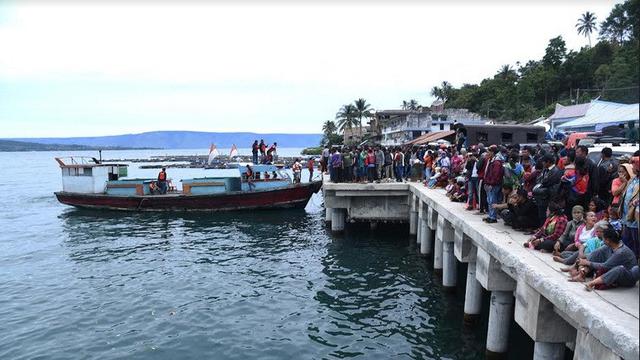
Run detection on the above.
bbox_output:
[552,205,585,255]
[245,165,255,191]
[555,218,606,266]
[523,201,567,252]
[157,167,168,194]
[292,158,302,184]
[502,188,538,231]
[567,226,637,285]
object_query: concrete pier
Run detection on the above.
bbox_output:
[323,177,639,360]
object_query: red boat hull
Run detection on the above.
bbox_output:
[55,182,322,211]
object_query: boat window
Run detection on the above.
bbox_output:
[476,131,488,143]
[527,132,538,142]
[81,167,93,176]
[501,132,513,143]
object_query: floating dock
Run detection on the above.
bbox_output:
[323,178,639,360]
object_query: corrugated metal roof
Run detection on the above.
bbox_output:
[557,100,639,130]
[548,103,590,120]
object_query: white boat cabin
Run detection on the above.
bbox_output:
[55,157,128,194]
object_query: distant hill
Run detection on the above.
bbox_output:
[8,131,323,149]
[0,139,155,152]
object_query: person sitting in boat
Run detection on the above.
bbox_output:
[149,181,161,195]
[245,165,256,191]
[157,167,168,194]
[292,158,302,184]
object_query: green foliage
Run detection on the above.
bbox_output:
[576,11,598,47]
[436,0,638,123]
[335,104,358,132]
[301,146,323,155]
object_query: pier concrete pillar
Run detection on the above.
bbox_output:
[433,215,445,272]
[533,342,566,360]
[514,282,574,359]
[422,206,436,255]
[475,248,516,292]
[454,228,476,263]
[416,202,424,245]
[409,195,418,237]
[331,208,346,233]
[418,203,428,249]
[463,260,483,325]
[573,329,622,360]
[442,241,456,290]
[475,248,516,358]
[486,290,514,358]
[325,207,333,224]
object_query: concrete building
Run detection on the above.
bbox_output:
[375,106,484,146]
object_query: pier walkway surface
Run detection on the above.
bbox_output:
[322,178,639,360]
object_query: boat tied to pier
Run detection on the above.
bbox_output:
[54,157,322,211]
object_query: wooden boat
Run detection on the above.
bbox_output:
[54,157,321,211]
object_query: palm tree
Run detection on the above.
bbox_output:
[576,11,597,47]
[440,81,453,102]
[335,104,358,133]
[322,120,337,137]
[401,100,410,110]
[353,98,372,136]
[408,99,419,111]
[430,86,443,101]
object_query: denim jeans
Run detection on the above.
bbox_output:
[252,153,258,164]
[395,165,404,182]
[468,177,479,207]
[486,184,501,220]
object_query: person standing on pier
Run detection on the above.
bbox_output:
[251,140,259,164]
[321,146,329,174]
[157,167,168,194]
[619,154,639,258]
[307,157,315,182]
[482,145,504,223]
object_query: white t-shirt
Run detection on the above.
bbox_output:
[578,226,595,244]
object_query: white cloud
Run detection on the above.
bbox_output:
[0,1,621,137]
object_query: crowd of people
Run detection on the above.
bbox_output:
[322,139,640,291]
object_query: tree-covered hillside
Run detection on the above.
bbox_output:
[431,0,638,122]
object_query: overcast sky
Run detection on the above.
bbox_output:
[0,0,620,138]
